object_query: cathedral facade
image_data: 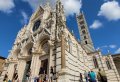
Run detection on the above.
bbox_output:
[1,0,120,82]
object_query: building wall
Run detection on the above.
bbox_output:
[0,58,6,76]
[62,28,120,82]
[112,54,120,76]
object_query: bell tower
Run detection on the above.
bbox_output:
[77,12,95,53]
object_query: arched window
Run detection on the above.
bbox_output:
[69,41,72,54]
[68,39,70,52]
[85,41,88,44]
[76,45,80,59]
[106,59,112,70]
[93,56,99,68]
[68,36,72,53]
[82,30,86,34]
[32,20,41,31]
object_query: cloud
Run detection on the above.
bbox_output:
[97,44,117,50]
[90,20,102,29]
[98,1,120,21]
[21,11,29,25]
[109,45,116,49]
[0,0,15,13]
[115,48,120,54]
[62,0,82,16]
[22,0,82,16]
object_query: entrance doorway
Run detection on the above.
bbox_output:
[39,59,48,75]
[23,61,31,81]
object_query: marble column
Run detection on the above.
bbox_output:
[48,40,54,77]
[18,59,26,82]
[57,34,69,82]
[30,53,41,82]
[61,34,66,69]
[109,55,120,81]
[7,63,15,80]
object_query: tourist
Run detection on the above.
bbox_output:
[89,70,96,82]
[34,76,39,82]
[50,66,54,82]
[26,69,31,82]
[97,69,107,82]
[88,71,91,82]
[8,80,12,82]
[84,71,89,82]
[3,72,8,82]
[80,73,83,82]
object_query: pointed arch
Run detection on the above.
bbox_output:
[23,42,33,56]
[93,56,99,68]
[106,58,112,70]
[68,35,72,54]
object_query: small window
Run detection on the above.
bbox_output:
[106,59,112,70]
[79,21,84,25]
[68,40,70,52]
[81,25,85,29]
[78,15,83,19]
[82,30,86,34]
[76,45,80,59]
[93,57,99,68]
[84,36,87,39]
[68,36,72,54]
[69,41,72,54]
[85,41,87,44]
[33,20,41,31]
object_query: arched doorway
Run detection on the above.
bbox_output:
[22,42,33,81]
[39,39,50,78]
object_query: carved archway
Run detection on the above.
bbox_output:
[37,35,51,76]
[22,42,33,56]
[11,49,20,60]
[106,58,112,70]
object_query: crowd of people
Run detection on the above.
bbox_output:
[83,69,107,82]
[3,68,107,82]
[3,66,56,82]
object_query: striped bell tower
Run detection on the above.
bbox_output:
[77,12,95,53]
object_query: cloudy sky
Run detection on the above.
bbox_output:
[0,0,120,57]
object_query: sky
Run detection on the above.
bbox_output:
[0,0,120,58]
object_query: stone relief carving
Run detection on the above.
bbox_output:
[32,28,50,53]
[41,42,49,55]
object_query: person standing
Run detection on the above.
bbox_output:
[50,66,54,82]
[89,70,96,82]
[97,69,107,82]
[26,69,31,82]
[84,71,89,82]
[80,73,83,82]
[88,71,92,82]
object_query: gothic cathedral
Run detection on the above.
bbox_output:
[1,0,120,82]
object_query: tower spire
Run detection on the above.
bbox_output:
[77,12,95,53]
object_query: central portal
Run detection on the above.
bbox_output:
[39,59,49,75]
